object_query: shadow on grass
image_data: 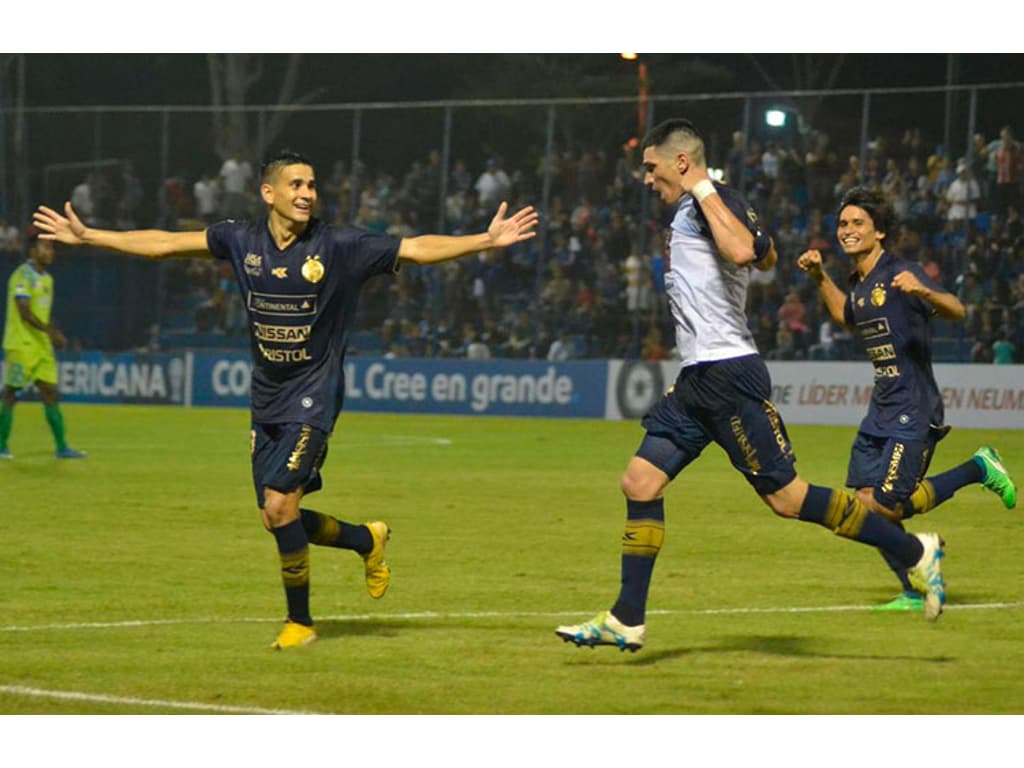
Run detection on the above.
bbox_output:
[625,634,956,666]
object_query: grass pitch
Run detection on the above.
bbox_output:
[1,403,1022,716]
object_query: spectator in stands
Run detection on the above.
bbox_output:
[117,160,144,229]
[971,334,994,363]
[944,158,981,229]
[623,251,650,317]
[971,133,990,203]
[458,325,488,359]
[0,219,20,255]
[193,173,221,225]
[957,270,985,334]
[726,130,745,189]
[993,126,1023,215]
[777,288,810,356]
[474,157,512,209]
[219,153,254,219]
[157,173,194,230]
[70,175,95,226]
[450,159,472,195]
[641,323,669,361]
[992,328,1015,364]
[546,332,572,362]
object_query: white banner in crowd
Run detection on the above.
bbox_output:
[605,360,1024,430]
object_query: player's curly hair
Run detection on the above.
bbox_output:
[837,186,895,236]
[260,150,315,182]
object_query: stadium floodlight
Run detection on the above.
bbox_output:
[765,109,787,128]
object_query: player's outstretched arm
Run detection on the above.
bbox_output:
[33,202,211,260]
[798,249,848,326]
[397,202,538,265]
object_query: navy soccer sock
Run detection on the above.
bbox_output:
[272,519,312,626]
[927,459,985,506]
[798,484,923,570]
[300,508,372,554]
[611,498,665,627]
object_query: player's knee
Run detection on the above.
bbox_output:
[620,464,667,501]
[261,491,298,529]
[866,488,904,522]
[762,477,806,519]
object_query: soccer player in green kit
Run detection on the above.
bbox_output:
[1,228,86,459]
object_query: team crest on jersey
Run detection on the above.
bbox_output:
[271,267,288,278]
[302,255,324,284]
[871,282,887,307]
[244,252,263,276]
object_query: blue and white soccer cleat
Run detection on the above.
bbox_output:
[555,610,645,652]
[907,532,946,622]
[0,448,12,460]
[55,447,87,459]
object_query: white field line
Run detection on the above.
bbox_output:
[0,684,317,715]
[2,601,1023,634]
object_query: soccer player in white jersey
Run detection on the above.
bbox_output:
[556,119,948,651]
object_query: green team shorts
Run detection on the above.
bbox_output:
[3,346,58,389]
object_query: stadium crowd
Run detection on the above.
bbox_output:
[28,122,1024,364]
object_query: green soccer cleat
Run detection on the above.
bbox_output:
[362,521,391,599]
[271,620,317,650]
[974,446,1016,509]
[871,592,924,612]
[907,532,946,622]
[555,610,645,652]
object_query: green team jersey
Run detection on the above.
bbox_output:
[3,262,54,352]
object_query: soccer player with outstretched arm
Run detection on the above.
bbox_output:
[35,150,538,649]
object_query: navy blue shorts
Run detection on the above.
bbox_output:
[845,426,949,510]
[250,422,329,509]
[639,355,797,495]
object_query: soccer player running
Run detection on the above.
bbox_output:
[1,227,86,460]
[556,119,947,653]
[797,187,1016,612]
[34,150,538,649]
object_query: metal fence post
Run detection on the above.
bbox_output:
[539,103,556,293]
[439,106,452,232]
[349,108,362,223]
[0,70,7,221]
[859,91,871,184]
[740,97,751,198]
[639,99,655,256]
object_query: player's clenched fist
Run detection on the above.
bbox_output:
[796,249,824,277]
[892,270,928,297]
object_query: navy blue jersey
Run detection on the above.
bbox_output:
[206,216,400,431]
[843,251,943,440]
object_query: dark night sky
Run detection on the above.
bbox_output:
[19,53,1024,108]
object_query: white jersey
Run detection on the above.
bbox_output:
[664,190,759,366]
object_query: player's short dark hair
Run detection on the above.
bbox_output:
[642,119,706,166]
[641,119,704,151]
[260,150,315,182]
[837,186,895,236]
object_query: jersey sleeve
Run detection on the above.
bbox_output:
[717,185,773,262]
[332,227,401,281]
[205,220,242,262]
[11,266,31,299]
